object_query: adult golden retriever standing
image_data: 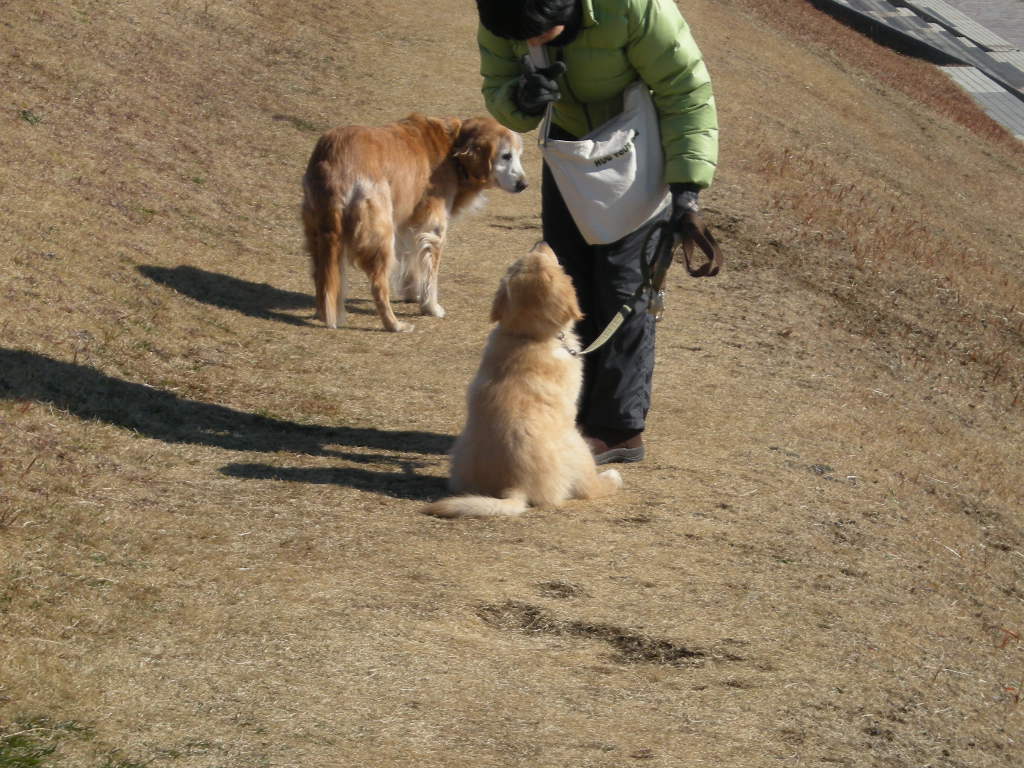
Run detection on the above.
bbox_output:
[302,114,526,332]
[422,243,624,518]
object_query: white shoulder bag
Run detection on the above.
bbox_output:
[530,45,670,245]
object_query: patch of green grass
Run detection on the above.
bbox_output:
[0,732,56,768]
[18,110,42,126]
[0,718,93,768]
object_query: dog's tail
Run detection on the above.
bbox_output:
[421,492,528,519]
[318,202,344,329]
[303,182,345,329]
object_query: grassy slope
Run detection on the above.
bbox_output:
[2,0,1022,766]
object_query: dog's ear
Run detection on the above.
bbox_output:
[490,278,510,323]
[556,274,584,325]
[453,120,493,183]
[491,257,528,325]
[454,143,491,182]
[442,117,462,140]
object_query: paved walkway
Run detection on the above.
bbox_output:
[939,0,1024,50]
[819,0,1024,139]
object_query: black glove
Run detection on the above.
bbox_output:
[514,55,567,116]
[669,183,722,277]
[670,183,701,222]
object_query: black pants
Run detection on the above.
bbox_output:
[541,155,670,435]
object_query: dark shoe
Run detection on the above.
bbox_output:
[584,433,645,465]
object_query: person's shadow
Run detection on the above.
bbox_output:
[0,348,451,500]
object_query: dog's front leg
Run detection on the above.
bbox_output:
[416,229,446,318]
[416,202,448,318]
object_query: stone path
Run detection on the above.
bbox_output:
[819,0,1024,138]
[938,0,1024,50]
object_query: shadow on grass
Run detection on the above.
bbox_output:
[138,264,316,326]
[0,348,453,459]
[138,264,385,324]
[220,462,447,501]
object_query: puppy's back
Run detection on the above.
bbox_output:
[448,331,582,503]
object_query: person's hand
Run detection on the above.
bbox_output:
[670,184,700,221]
[514,55,567,116]
[669,183,722,277]
[670,183,705,238]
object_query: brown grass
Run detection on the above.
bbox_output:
[2,0,1023,766]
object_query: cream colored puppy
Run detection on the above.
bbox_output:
[422,243,623,518]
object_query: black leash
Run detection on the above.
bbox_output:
[569,214,722,357]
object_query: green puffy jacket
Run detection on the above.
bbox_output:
[478,0,718,188]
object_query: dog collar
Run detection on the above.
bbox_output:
[557,331,581,356]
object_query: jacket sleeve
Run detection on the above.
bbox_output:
[478,26,546,133]
[626,0,719,188]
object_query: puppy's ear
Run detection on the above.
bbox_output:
[490,278,510,323]
[559,276,584,324]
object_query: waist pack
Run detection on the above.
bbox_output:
[530,45,670,245]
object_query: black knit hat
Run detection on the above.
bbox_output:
[476,0,578,40]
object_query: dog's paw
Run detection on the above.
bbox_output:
[317,310,346,329]
[388,320,415,333]
[601,468,624,489]
[421,302,446,318]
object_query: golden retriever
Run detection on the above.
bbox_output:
[422,243,624,518]
[302,114,526,332]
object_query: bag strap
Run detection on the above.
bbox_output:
[527,43,554,148]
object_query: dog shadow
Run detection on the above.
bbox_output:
[138,265,389,325]
[0,348,452,499]
[138,264,313,325]
[220,462,447,501]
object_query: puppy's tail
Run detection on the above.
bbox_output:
[421,492,528,519]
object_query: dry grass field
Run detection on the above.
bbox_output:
[2,0,1023,765]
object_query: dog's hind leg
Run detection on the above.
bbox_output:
[336,246,348,325]
[351,193,413,333]
[573,467,624,500]
[303,202,326,325]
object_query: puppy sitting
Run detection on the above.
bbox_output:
[422,243,623,518]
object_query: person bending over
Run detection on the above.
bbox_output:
[474,0,719,464]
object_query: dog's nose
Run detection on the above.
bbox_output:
[515,179,528,193]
